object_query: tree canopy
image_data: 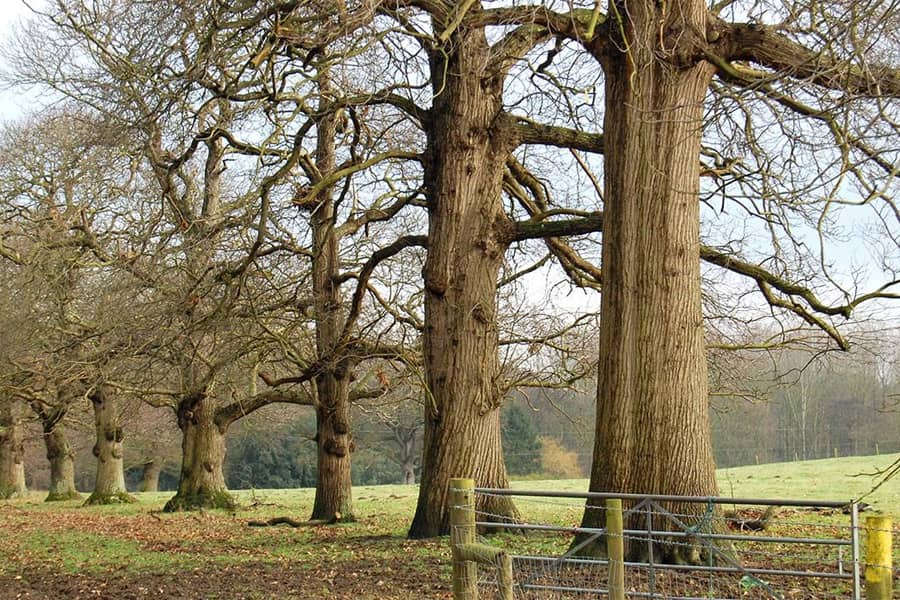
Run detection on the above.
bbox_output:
[0,0,897,547]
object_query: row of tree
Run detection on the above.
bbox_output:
[1,0,898,558]
[10,343,896,498]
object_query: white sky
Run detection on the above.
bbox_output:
[0,0,45,123]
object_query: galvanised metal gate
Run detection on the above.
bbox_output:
[451,483,867,599]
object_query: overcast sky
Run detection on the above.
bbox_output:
[0,0,45,123]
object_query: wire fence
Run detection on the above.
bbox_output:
[449,482,896,600]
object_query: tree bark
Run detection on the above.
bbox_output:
[44,424,79,502]
[85,387,134,505]
[408,21,519,538]
[0,400,27,499]
[138,460,161,493]
[578,0,718,562]
[308,70,355,523]
[164,397,233,511]
[311,378,353,521]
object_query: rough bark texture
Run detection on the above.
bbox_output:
[0,400,27,499]
[138,460,161,493]
[408,20,518,538]
[85,387,135,505]
[309,77,355,523]
[312,382,353,521]
[44,425,79,502]
[579,0,718,562]
[164,397,234,512]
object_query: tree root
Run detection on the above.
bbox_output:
[726,506,778,532]
[83,491,137,506]
[44,490,81,502]
[163,490,236,512]
[247,513,342,528]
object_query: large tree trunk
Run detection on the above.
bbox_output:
[579,0,718,562]
[0,400,27,499]
[408,22,519,538]
[138,460,161,492]
[164,397,233,511]
[85,387,134,505]
[311,375,353,521]
[308,72,355,523]
[44,424,79,502]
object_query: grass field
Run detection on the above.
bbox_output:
[502,453,900,511]
[1,453,897,599]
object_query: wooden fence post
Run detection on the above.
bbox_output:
[865,515,893,600]
[607,498,626,600]
[450,478,477,600]
[496,552,514,600]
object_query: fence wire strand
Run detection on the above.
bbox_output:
[449,487,888,600]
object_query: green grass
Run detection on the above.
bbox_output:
[3,453,897,591]
[16,530,193,574]
[717,453,900,513]
[504,453,900,514]
[12,453,899,522]
[12,452,899,519]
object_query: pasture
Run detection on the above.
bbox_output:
[1,453,897,599]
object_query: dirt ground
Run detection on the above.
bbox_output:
[0,501,452,600]
[0,561,450,599]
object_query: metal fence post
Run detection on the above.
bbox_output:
[647,500,656,596]
[607,498,626,600]
[450,478,477,600]
[865,515,893,600]
[852,502,862,600]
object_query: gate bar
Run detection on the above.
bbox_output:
[475,487,852,508]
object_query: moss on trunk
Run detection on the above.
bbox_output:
[44,426,79,502]
[164,397,233,512]
[84,490,137,506]
[164,488,236,512]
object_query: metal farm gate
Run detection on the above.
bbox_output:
[448,480,894,600]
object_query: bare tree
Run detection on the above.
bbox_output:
[454,0,900,560]
[4,6,279,509]
[187,2,430,521]
[0,110,127,503]
[285,1,603,538]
